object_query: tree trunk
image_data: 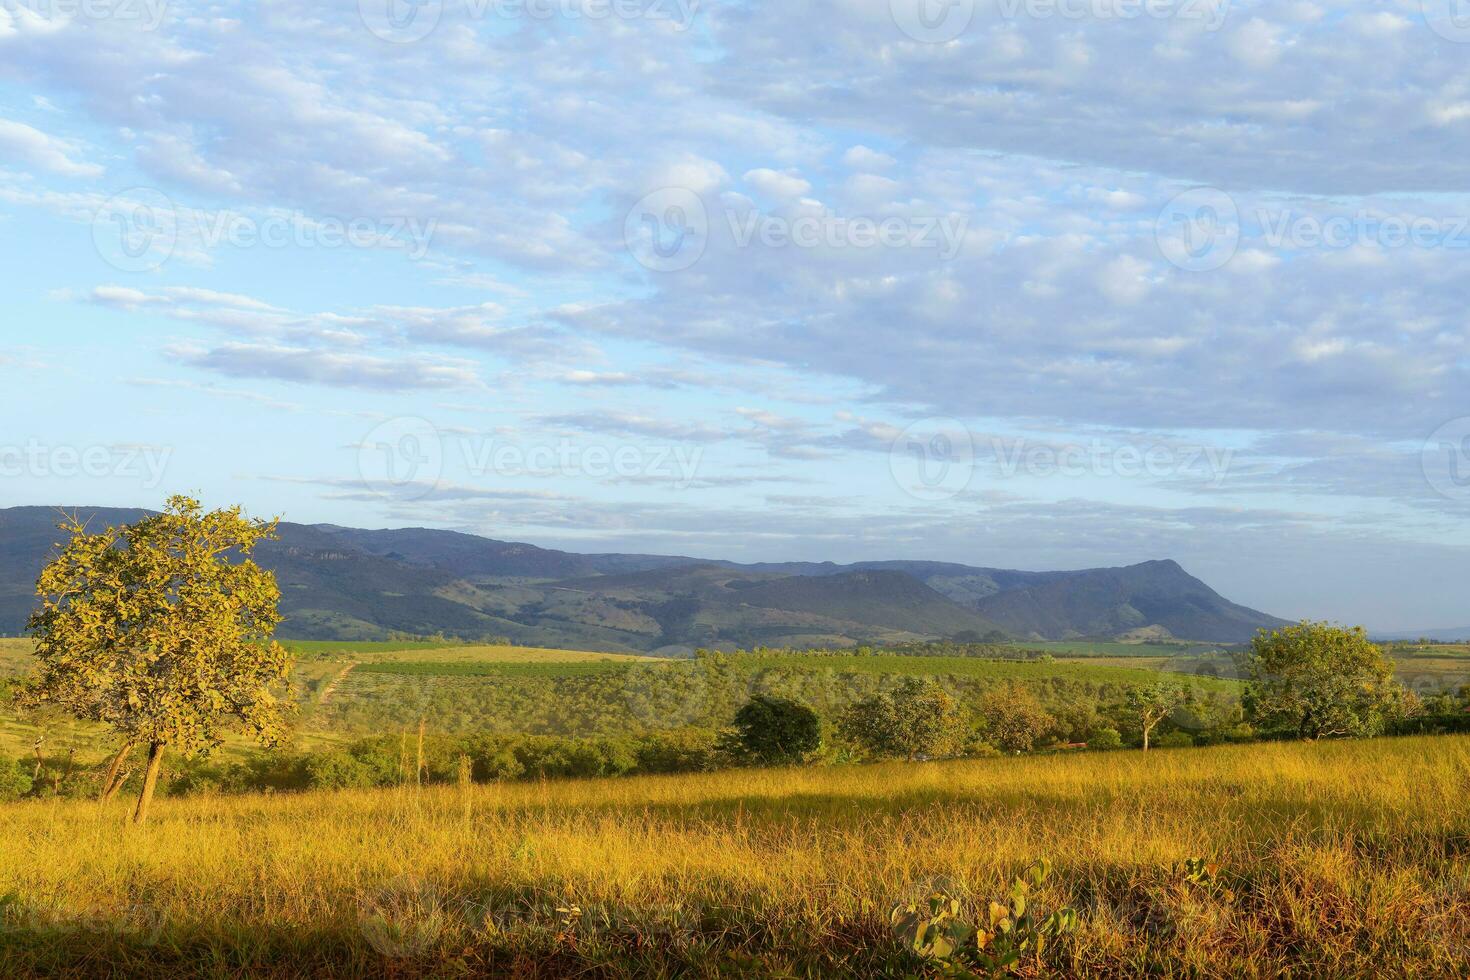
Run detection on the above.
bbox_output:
[1142,725,1151,752]
[99,741,135,803]
[132,743,165,825]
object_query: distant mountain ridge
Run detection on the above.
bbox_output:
[0,506,1290,650]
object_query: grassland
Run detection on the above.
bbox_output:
[2,736,1468,977]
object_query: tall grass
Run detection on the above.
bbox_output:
[2,736,1469,976]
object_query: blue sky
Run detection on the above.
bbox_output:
[2,0,1469,630]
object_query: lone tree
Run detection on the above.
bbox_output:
[1127,683,1185,751]
[839,678,968,760]
[1241,622,1402,740]
[732,695,822,765]
[978,685,1055,753]
[20,497,293,823]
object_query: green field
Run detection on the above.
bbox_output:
[1023,638,1228,657]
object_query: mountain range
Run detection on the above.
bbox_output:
[0,506,1290,651]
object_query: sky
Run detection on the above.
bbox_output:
[1,0,1469,631]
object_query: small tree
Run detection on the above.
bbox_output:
[840,678,967,760]
[20,497,293,823]
[0,752,32,800]
[978,685,1055,753]
[1242,622,1402,740]
[1127,683,1184,751]
[732,695,822,765]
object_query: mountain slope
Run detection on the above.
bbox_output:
[0,506,1287,647]
[965,560,1288,642]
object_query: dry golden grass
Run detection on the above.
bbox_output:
[3,736,1469,977]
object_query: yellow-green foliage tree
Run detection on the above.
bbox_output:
[839,678,968,760]
[1242,622,1403,740]
[20,497,293,823]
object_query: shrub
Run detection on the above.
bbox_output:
[1242,622,1405,739]
[1087,727,1123,751]
[307,751,378,790]
[840,679,968,760]
[978,686,1056,753]
[1154,731,1195,749]
[732,696,822,764]
[0,754,32,801]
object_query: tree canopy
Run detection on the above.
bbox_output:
[21,496,293,821]
[1241,622,1404,740]
[732,695,822,764]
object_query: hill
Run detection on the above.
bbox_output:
[0,506,1287,648]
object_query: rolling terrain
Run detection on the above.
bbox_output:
[0,506,1289,649]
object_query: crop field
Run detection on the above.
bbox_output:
[1022,639,1226,656]
[2,735,1468,977]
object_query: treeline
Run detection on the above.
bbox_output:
[318,656,1202,737]
[3,678,1246,801]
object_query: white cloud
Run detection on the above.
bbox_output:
[0,118,101,177]
[743,167,812,200]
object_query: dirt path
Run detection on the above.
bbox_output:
[318,662,357,705]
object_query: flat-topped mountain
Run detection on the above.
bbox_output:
[0,506,1288,650]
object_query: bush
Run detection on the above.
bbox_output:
[1154,731,1195,749]
[732,696,822,764]
[839,679,968,760]
[978,685,1056,753]
[1243,622,1405,739]
[0,754,32,800]
[1087,727,1123,751]
[307,751,379,790]
[633,729,723,774]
